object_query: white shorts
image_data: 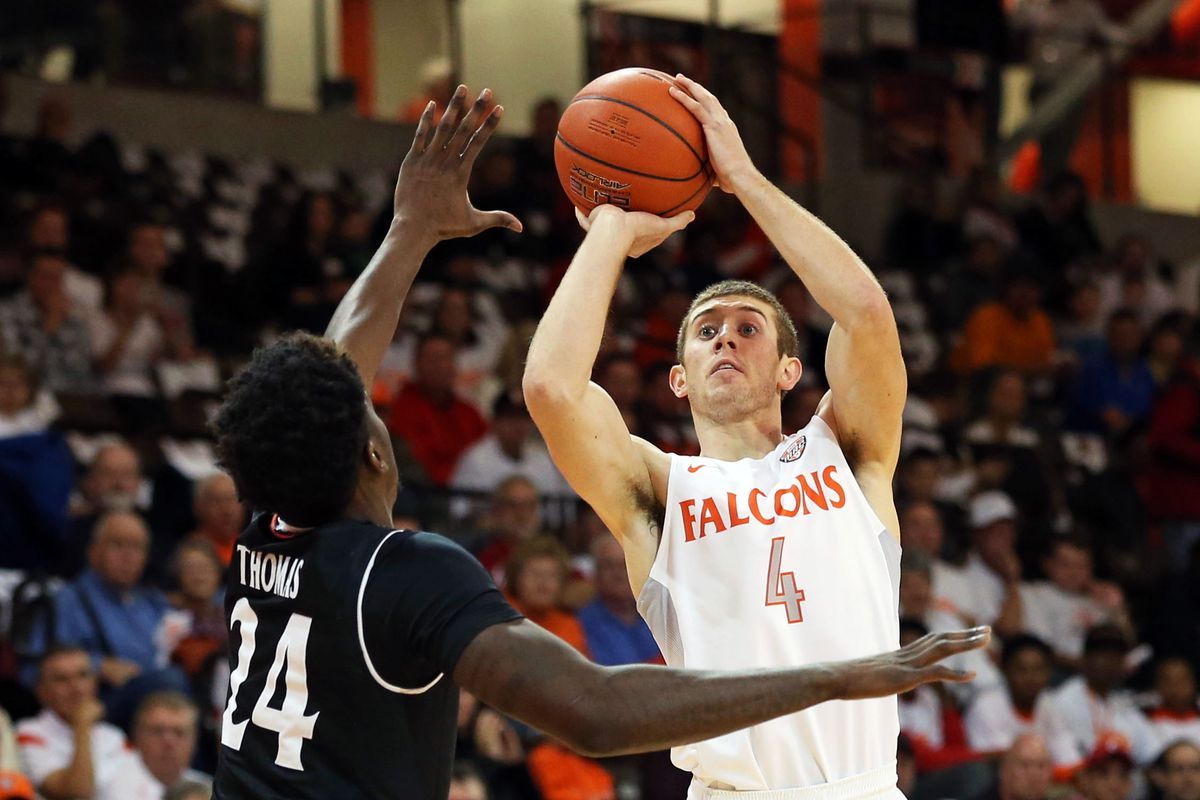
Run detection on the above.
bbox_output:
[687,765,903,800]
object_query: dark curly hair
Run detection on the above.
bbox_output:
[214,333,368,526]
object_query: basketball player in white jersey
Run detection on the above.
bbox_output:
[525,74,926,798]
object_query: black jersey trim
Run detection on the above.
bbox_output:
[356,529,445,695]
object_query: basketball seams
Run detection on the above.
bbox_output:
[556,132,707,183]
[569,94,706,168]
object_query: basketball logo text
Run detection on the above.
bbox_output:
[678,465,847,543]
[569,165,631,208]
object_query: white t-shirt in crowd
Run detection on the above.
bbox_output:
[1019,580,1111,660]
[89,313,165,397]
[940,552,1008,626]
[1146,708,1200,749]
[16,709,159,800]
[964,686,1069,753]
[1044,676,1162,767]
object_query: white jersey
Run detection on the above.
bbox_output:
[638,416,902,792]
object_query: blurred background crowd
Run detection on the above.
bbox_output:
[1,1,1200,799]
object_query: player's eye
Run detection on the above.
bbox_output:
[698,325,716,338]
[740,323,758,336]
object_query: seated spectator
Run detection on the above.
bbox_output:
[1071,735,1134,800]
[388,334,488,487]
[1143,336,1200,568]
[186,473,245,566]
[475,476,544,585]
[16,645,145,800]
[965,635,1062,754]
[934,234,1005,334]
[1019,535,1134,669]
[595,354,643,434]
[1098,234,1178,329]
[971,733,1054,800]
[450,393,571,518]
[24,203,102,322]
[952,272,1055,377]
[1149,741,1200,800]
[1066,309,1155,438]
[525,738,615,800]
[448,761,489,800]
[1044,624,1161,769]
[124,222,193,343]
[938,492,1023,631]
[64,442,150,576]
[166,539,225,681]
[963,370,1055,525]
[260,191,350,333]
[577,536,660,667]
[1014,171,1102,281]
[0,250,94,393]
[505,537,588,655]
[48,511,190,729]
[896,619,981,774]
[0,353,59,437]
[1058,281,1106,367]
[1146,658,1200,747]
[898,500,971,616]
[1148,313,1189,388]
[131,692,211,794]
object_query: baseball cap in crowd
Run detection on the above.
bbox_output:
[1084,623,1131,655]
[969,491,1017,529]
[0,771,35,800]
[1083,732,1133,772]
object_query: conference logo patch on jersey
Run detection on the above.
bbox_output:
[780,435,806,463]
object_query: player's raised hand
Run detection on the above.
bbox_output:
[668,74,756,194]
[837,627,992,701]
[577,204,694,258]
[394,85,522,240]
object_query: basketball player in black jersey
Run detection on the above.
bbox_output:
[210,85,990,800]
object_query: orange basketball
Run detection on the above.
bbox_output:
[555,68,712,217]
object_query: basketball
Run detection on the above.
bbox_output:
[555,68,712,217]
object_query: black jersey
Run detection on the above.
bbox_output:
[212,514,521,800]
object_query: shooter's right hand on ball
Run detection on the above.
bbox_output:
[394,84,522,243]
[669,74,757,195]
[575,204,694,259]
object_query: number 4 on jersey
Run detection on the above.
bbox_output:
[765,537,806,624]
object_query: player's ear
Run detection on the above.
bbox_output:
[778,356,802,393]
[669,363,688,399]
[365,439,389,474]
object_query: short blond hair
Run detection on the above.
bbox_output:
[675,280,799,364]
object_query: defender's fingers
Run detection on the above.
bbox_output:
[430,84,468,152]
[448,88,492,159]
[461,105,504,167]
[924,664,975,684]
[411,101,436,153]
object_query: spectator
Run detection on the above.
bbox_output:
[49,511,190,729]
[89,265,175,422]
[475,476,544,584]
[185,473,244,566]
[577,536,660,667]
[124,222,192,341]
[0,251,94,393]
[595,354,643,433]
[1147,313,1189,388]
[1145,334,1200,567]
[166,539,225,682]
[64,442,149,576]
[1066,309,1156,437]
[24,204,102,321]
[938,492,1023,630]
[261,191,349,333]
[505,537,588,655]
[0,353,59,437]
[1149,741,1200,800]
[454,691,537,800]
[450,393,571,517]
[525,738,616,800]
[953,272,1056,376]
[965,635,1063,754]
[130,692,211,794]
[16,645,145,800]
[387,334,488,487]
[1018,535,1133,668]
[428,286,507,404]
[898,500,971,616]
[448,761,489,800]
[1072,735,1134,800]
[1059,281,1107,367]
[1146,658,1200,747]
[1015,172,1103,281]
[1098,235,1178,330]
[1044,624,1161,768]
[972,733,1054,800]
[935,234,1006,333]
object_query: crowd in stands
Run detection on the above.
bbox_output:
[0,76,1199,800]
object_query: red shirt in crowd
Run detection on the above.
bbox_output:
[1145,359,1200,521]
[387,383,489,486]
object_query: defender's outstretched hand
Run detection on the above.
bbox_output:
[395,85,522,240]
[668,74,756,194]
[839,627,992,700]
[576,204,694,258]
